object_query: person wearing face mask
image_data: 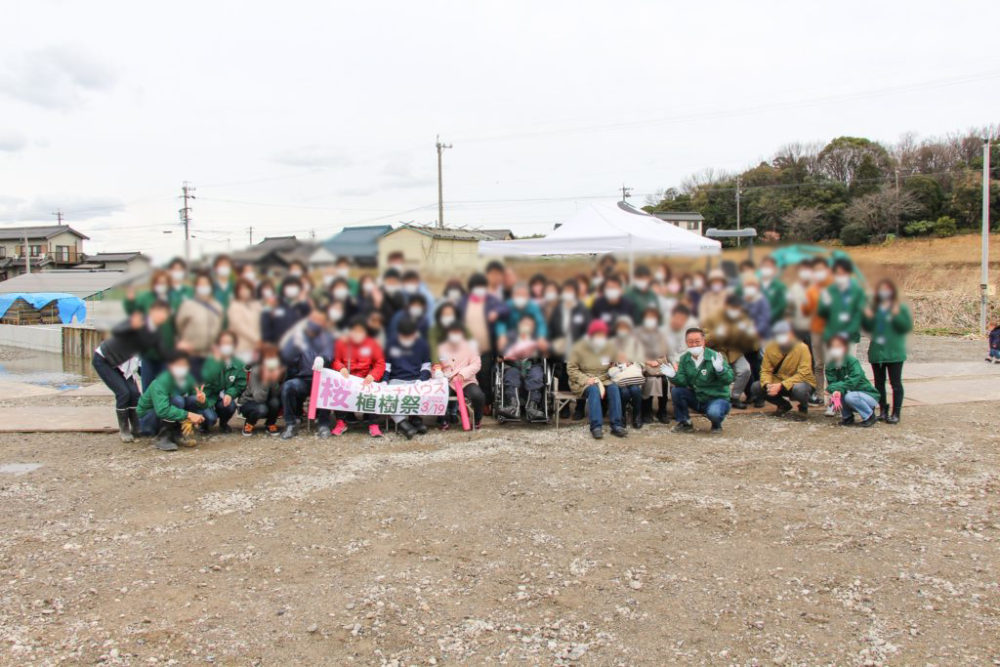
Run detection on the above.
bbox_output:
[329,277,359,320]
[818,258,865,355]
[634,307,672,424]
[428,302,465,364]
[238,264,258,288]
[625,265,659,319]
[441,279,466,307]
[384,317,433,440]
[686,271,707,313]
[485,261,508,300]
[749,321,815,420]
[546,280,590,418]
[379,269,406,323]
[528,273,548,305]
[787,260,815,356]
[210,255,235,311]
[165,257,193,302]
[238,343,285,437]
[539,281,560,322]
[459,273,509,403]
[332,257,359,296]
[702,295,758,409]
[227,279,262,363]
[135,351,207,451]
[607,316,646,429]
[329,316,386,438]
[278,303,334,439]
[401,269,436,318]
[663,328,734,433]
[498,314,547,422]
[862,279,911,424]
[698,269,729,322]
[496,283,549,355]
[262,277,312,345]
[824,333,880,427]
[286,260,307,282]
[123,270,179,391]
[356,275,381,315]
[802,258,834,409]
[437,323,485,429]
[327,298,349,337]
[387,293,430,350]
[198,330,247,434]
[758,256,788,326]
[567,320,627,439]
[95,300,174,442]
[175,271,225,380]
[740,276,772,342]
[257,279,278,309]
[591,275,634,327]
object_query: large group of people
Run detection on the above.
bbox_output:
[94,248,912,451]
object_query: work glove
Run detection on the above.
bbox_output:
[711,354,725,373]
[660,364,676,379]
[312,356,325,371]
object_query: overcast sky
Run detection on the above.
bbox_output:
[2,0,998,261]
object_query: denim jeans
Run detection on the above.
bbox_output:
[620,384,642,421]
[200,397,237,428]
[842,391,877,420]
[139,357,165,392]
[671,386,730,428]
[281,376,330,428]
[240,397,281,426]
[583,383,623,431]
[92,353,140,411]
[138,395,186,436]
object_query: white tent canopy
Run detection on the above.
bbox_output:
[478,201,721,258]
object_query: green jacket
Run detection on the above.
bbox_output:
[761,279,788,325]
[825,355,879,400]
[136,371,203,421]
[200,356,247,404]
[625,287,659,320]
[817,280,866,342]
[673,347,734,403]
[213,280,233,312]
[123,289,183,358]
[862,303,911,363]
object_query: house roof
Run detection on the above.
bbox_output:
[83,251,147,262]
[231,236,309,263]
[651,211,705,222]
[322,224,393,258]
[0,270,133,299]
[0,225,90,241]
[387,224,514,242]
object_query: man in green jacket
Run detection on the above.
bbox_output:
[199,331,247,433]
[663,327,735,433]
[817,258,866,346]
[825,333,879,428]
[137,351,207,451]
[759,255,788,326]
[625,265,660,321]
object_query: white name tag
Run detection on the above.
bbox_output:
[360,346,371,356]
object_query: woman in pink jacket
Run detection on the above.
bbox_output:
[436,322,485,430]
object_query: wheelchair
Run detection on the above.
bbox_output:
[492,356,556,424]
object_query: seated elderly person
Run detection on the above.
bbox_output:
[567,320,627,440]
[749,321,816,420]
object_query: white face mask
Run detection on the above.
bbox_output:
[472,287,487,298]
[215,265,231,279]
[666,281,681,294]
[448,332,464,345]
[616,330,629,340]
[403,283,419,295]
[835,275,850,289]
[219,344,234,357]
[243,271,256,283]
[264,357,280,371]
[726,308,741,320]
[336,267,349,277]
[544,291,558,302]
[447,289,462,302]
[440,315,455,328]
[692,279,705,290]
[329,308,343,321]
[384,284,401,295]
[710,282,724,293]
[827,346,845,363]
[654,272,666,283]
[687,345,704,358]
[288,270,303,279]
[775,333,791,346]
[284,285,301,299]
[633,280,649,291]
[169,269,185,284]
[878,289,893,302]
[408,306,424,319]
[322,274,336,287]
[170,367,189,383]
[261,289,275,301]
[349,331,365,344]
[333,287,349,300]
[643,317,658,330]
[195,284,212,298]
[518,325,534,337]
[398,337,416,348]
[798,269,813,282]
[362,282,375,295]
[561,291,575,303]
[153,284,168,296]
[512,296,528,309]
[605,288,621,301]
[590,336,607,350]
[760,266,775,279]
[743,286,759,299]
[813,270,829,283]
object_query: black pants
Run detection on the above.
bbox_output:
[750,381,812,409]
[871,361,904,413]
[93,354,140,411]
[452,383,486,424]
[476,352,496,404]
[241,397,281,426]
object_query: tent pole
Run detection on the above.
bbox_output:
[628,236,634,282]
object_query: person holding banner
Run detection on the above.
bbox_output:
[279,304,334,440]
[437,322,485,430]
[330,316,386,438]
[384,318,433,440]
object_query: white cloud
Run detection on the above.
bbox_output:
[0,195,124,223]
[0,130,27,152]
[0,45,117,110]
[270,146,354,169]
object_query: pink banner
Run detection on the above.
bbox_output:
[310,368,449,416]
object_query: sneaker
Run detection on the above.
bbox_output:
[590,427,603,439]
[731,399,748,410]
[368,424,384,438]
[610,426,627,438]
[280,423,296,440]
[242,423,255,437]
[671,421,694,434]
[885,413,900,425]
[473,421,482,430]
[824,404,837,417]
[438,420,451,431]
[219,423,233,434]
[709,424,723,434]
[331,420,348,436]
[317,427,330,439]
[858,412,878,428]
[397,420,416,440]
[266,424,280,436]
[839,416,856,426]
[774,403,792,417]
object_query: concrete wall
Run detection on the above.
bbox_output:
[0,324,64,353]
[377,230,483,276]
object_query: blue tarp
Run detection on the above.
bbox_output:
[0,292,87,324]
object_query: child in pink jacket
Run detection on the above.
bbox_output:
[436,323,485,429]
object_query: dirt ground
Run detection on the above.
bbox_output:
[1,337,998,666]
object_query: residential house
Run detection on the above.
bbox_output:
[377,225,514,275]
[229,236,318,277]
[0,225,89,281]
[651,211,705,236]
[318,224,392,268]
[72,251,151,275]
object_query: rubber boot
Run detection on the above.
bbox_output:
[886,406,900,424]
[127,408,140,439]
[878,404,889,422]
[154,424,178,451]
[116,410,134,443]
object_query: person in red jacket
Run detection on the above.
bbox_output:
[331,316,387,438]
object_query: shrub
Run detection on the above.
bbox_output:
[839,222,870,246]
[934,215,957,238]
[903,219,935,236]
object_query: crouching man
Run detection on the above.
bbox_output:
[136,351,207,451]
[239,343,284,436]
[199,330,247,433]
[750,321,815,420]
[664,327,734,433]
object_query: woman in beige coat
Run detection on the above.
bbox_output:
[227,279,262,363]
[175,271,224,379]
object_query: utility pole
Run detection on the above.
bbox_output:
[52,209,64,225]
[179,182,195,264]
[248,226,253,246]
[735,175,742,247]
[23,230,30,275]
[981,138,991,335]
[436,135,452,229]
[620,185,632,202]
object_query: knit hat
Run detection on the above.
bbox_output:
[587,320,609,336]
